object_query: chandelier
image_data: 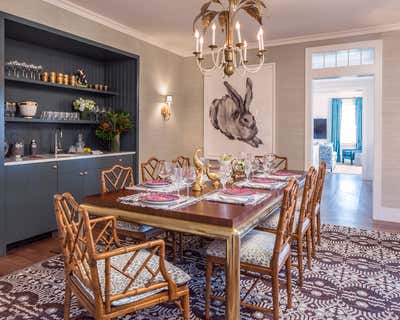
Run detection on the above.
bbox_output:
[193,0,267,77]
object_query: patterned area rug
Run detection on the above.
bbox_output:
[0,225,399,319]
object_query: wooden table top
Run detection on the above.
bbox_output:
[84,171,305,229]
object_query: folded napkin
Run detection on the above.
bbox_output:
[254,172,301,181]
[204,191,270,206]
[235,179,286,190]
[126,183,186,193]
[118,192,201,210]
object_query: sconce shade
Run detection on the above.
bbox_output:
[161,95,172,121]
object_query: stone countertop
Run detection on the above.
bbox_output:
[4,151,136,166]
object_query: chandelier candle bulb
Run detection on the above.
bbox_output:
[236,21,242,44]
[199,36,204,58]
[195,29,200,53]
[243,40,248,62]
[211,23,216,46]
[258,27,265,51]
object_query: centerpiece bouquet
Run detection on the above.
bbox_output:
[73,98,96,120]
[96,111,133,152]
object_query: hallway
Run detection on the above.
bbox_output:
[321,173,399,232]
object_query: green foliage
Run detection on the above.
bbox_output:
[96,111,133,141]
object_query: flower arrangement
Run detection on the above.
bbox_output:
[96,111,133,152]
[73,98,96,112]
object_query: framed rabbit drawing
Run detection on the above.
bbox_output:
[204,63,276,158]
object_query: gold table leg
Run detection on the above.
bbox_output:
[225,233,241,320]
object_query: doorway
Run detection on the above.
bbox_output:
[305,40,383,221]
[311,76,374,180]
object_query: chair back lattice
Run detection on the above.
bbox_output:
[296,166,318,234]
[54,193,176,311]
[273,178,299,266]
[173,156,190,169]
[141,157,162,182]
[101,165,134,193]
[255,154,288,171]
[314,161,327,208]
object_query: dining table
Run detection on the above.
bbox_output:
[82,170,305,320]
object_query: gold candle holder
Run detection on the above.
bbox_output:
[192,148,205,192]
[206,164,220,188]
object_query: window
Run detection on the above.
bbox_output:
[340,99,357,146]
[312,47,375,69]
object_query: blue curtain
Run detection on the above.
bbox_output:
[355,97,363,152]
[331,98,342,162]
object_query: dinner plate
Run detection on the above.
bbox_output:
[143,179,170,188]
[139,193,180,205]
[221,188,256,197]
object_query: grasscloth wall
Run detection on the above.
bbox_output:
[1,0,399,209]
[0,0,186,169]
[183,32,400,209]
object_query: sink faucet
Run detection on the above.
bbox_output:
[55,128,64,155]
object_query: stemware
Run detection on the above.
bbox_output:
[174,167,183,196]
[244,158,252,182]
[219,163,232,190]
[159,161,173,181]
[183,166,196,197]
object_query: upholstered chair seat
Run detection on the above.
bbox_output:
[116,220,156,233]
[259,210,310,234]
[206,230,290,268]
[74,250,191,307]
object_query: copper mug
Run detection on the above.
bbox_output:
[70,75,76,86]
[50,72,56,83]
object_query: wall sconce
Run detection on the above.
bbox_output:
[161,95,172,121]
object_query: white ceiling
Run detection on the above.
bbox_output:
[48,0,400,56]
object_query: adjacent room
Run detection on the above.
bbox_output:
[0,1,399,320]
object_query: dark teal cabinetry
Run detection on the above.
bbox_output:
[3,154,134,251]
[5,162,58,243]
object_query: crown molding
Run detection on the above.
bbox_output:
[41,0,188,57]
[228,22,400,54]
[42,0,400,58]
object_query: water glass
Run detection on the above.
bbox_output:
[174,167,183,196]
[244,158,252,181]
[183,166,196,197]
[219,164,232,190]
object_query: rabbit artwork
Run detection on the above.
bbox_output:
[209,77,263,148]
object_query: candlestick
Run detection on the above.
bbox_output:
[258,27,264,50]
[195,29,200,53]
[211,23,216,46]
[243,40,248,61]
[199,36,204,58]
[236,21,242,44]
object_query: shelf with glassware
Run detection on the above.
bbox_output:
[4,64,119,96]
[4,117,99,125]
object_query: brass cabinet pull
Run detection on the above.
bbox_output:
[52,165,57,169]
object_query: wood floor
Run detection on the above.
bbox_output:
[0,172,399,276]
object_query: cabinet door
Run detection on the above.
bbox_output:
[5,162,58,244]
[58,159,85,203]
[83,167,103,197]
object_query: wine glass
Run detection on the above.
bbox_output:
[183,166,196,197]
[159,161,173,181]
[219,163,232,190]
[173,167,183,196]
[244,158,252,182]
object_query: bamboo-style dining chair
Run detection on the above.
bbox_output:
[141,157,162,182]
[257,166,318,287]
[312,161,326,253]
[173,155,190,169]
[255,154,289,171]
[101,165,165,242]
[205,178,299,320]
[54,192,191,320]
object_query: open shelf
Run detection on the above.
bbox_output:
[5,117,99,125]
[5,76,119,96]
